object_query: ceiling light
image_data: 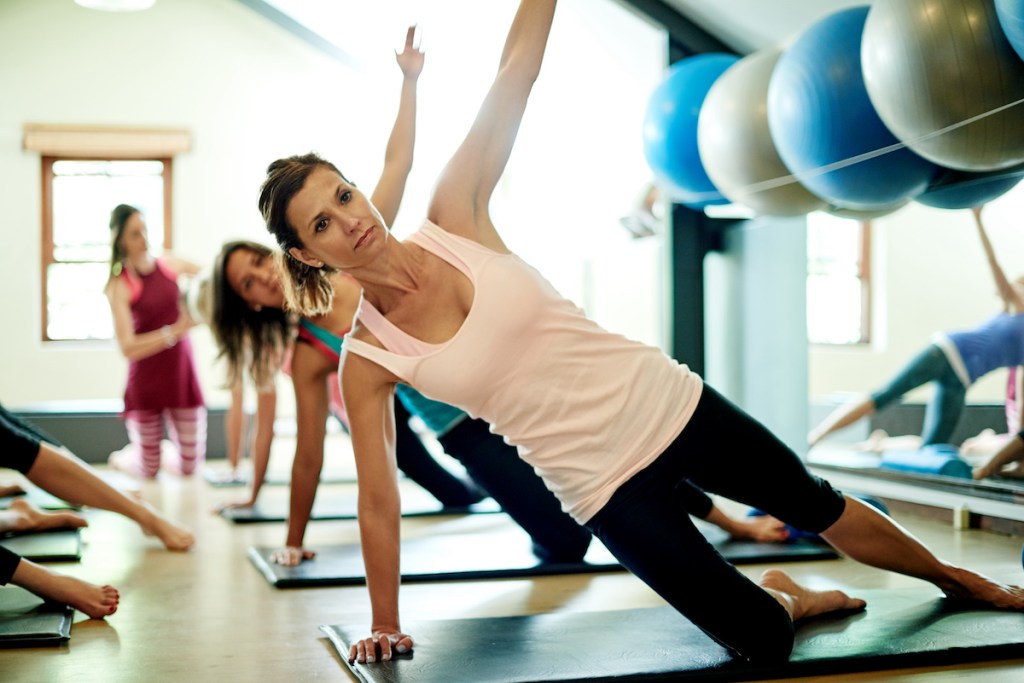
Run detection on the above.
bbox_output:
[74,0,156,11]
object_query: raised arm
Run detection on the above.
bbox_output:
[341,351,409,664]
[972,206,1024,313]
[370,26,424,228]
[428,0,557,250]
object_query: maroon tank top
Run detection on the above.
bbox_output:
[122,260,204,412]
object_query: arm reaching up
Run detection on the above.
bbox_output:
[972,205,1024,313]
[429,0,557,251]
[371,25,425,228]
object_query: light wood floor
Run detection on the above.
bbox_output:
[3,433,1024,683]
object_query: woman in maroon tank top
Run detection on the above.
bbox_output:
[104,204,206,478]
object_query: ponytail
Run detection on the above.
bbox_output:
[276,251,335,317]
[105,203,140,292]
[259,153,352,316]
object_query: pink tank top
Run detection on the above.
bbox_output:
[344,220,703,523]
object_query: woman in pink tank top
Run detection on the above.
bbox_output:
[104,204,206,478]
[257,0,1024,667]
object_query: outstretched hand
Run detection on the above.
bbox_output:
[395,25,424,80]
[349,629,414,664]
[269,545,316,566]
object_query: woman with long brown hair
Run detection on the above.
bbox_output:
[104,203,205,478]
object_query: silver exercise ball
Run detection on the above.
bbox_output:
[827,199,910,220]
[862,0,1024,171]
[697,48,826,216]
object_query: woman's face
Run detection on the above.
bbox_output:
[224,247,285,310]
[285,166,387,271]
[119,212,149,260]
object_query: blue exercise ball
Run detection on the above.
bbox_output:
[863,0,1024,171]
[997,0,1024,62]
[643,53,738,208]
[767,5,938,211]
[916,166,1024,209]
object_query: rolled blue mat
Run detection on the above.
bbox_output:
[746,493,889,543]
[879,446,972,479]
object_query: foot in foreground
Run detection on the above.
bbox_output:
[4,498,88,532]
[759,569,866,621]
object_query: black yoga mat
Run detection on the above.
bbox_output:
[0,586,73,648]
[220,487,501,524]
[203,467,357,488]
[323,588,1024,683]
[249,516,837,588]
[0,529,82,562]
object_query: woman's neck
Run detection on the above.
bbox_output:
[126,253,155,275]
[357,240,427,313]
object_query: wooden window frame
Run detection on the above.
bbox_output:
[858,220,872,345]
[39,155,174,342]
[807,217,873,346]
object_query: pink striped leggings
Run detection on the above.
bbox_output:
[123,407,207,478]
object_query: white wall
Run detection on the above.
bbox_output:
[0,0,667,416]
[809,183,1024,406]
[0,0,406,411]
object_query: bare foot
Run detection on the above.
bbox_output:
[47,574,120,619]
[759,569,866,621]
[13,560,120,619]
[5,498,88,532]
[731,515,789,543]
[938,565,1024,609]
[107,448,141,478]
[138,502,195,551]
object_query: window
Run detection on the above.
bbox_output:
[807,212,871,345]
[41,157,172,341]
[25,123,189,342]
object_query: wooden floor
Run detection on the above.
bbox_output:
[4,432,1024,683]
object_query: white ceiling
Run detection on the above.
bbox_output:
[659,0,871,53]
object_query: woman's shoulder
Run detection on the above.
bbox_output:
[416,218,510,256]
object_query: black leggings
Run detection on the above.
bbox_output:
[0,546,20,585]
[585,385,847,663]
[392,400,484,508]
[0,403,54,474]
[0,404,58,584]
[440,417,592,563]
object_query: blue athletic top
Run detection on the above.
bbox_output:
[298,318,467,437]
[942,312,1024,384]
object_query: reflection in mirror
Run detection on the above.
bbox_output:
[807,186,1024,502]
